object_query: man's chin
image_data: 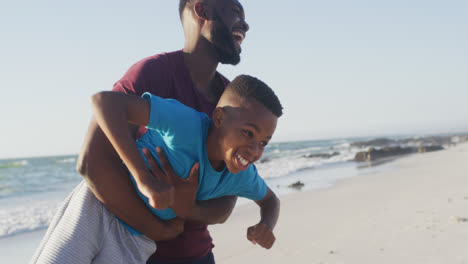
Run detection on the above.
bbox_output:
[218,53,241,65]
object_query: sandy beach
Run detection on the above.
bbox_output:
[2,143,467,263]
[210,142,468,263]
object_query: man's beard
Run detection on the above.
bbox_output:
[211,15,241,65]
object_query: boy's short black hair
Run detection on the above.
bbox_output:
[227,75,283,117]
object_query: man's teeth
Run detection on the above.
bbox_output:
[232,31,244,43]
[236,154,249,167]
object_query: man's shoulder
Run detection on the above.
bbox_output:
[130,50,183,73]
[113,50,184,96]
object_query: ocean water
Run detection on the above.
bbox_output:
[0,156,79,238]
[0,136,432,238]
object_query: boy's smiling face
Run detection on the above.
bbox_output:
[210,95,278,174]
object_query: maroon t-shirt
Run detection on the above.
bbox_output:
[112,50,229,262]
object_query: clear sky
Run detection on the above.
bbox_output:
[1,0,467,159]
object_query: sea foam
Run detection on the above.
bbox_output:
[0,160,28,169]
[256,150,357,180]
[0,199,61,238]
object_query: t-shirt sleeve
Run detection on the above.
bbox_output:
[141,92,202,137]
[235,165,268,201]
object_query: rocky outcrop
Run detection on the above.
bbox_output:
[354,145,444,162]
[354,147,414,162]
[351,138,395,148]
[404,136,452,146]
[452,135,468,143]
[417,145,443,153]
[351,134,468,149]
[303,152,340,159]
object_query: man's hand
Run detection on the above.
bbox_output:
[247,222,276,249]
[143,147,199,218]
[136,172,174,210]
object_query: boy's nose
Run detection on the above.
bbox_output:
[247,143,260,160]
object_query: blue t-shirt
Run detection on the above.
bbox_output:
[122,93,267,234]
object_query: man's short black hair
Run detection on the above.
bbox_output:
[227,75,283,117]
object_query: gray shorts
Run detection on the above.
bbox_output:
[30,180,156,264]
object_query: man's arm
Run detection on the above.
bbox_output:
[76,117,183,241]
[191,195,238,224]
[246,188,280,249]
[144,147,238,225]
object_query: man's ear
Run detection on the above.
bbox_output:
[212,107,224,128]
[194,2,209,20]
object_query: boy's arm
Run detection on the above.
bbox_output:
[76,117,183,241]
[90,91,180,210]
[247,187,280,249]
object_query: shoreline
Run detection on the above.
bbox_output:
[0,229,45,263]
[1,143,467,263]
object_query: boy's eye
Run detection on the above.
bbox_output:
[242,129,253,138]
[260,141,268,147]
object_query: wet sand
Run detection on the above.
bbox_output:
[210,143,468,263]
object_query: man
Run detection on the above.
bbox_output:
[76,0,250,263]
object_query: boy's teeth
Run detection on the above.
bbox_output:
[237,154,248,166]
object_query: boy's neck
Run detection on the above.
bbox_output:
[206,122,225,171]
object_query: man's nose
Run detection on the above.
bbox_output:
[241,19,250,33]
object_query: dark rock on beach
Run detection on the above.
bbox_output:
[288,181,305,190]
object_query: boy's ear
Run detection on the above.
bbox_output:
[194,2,209,20]
[212,107,224,128]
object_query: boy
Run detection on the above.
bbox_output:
[31,75,282,263]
